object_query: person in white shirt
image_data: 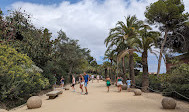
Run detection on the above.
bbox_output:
[71,75,76,92]
[79,74,85,94]
[91,75,94,83]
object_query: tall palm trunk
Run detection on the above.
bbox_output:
[157,29,168,75]
[110,59,114,82]
[105,68,107,78]
[142,50,149,92]
[122,57,127,83]
[129,51,135,86]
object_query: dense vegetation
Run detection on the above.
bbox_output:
[0,9,96,109]
[0,44,49,108]
[104,0,189,100]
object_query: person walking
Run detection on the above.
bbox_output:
[91,74,94,83]
[71,75,76,92]
[97,75,100,83]
[106,76,111,92]
[60,76,65,89]
[84,72,89,95]
[126,78,132,92]
[116,75,123,92]
[79,74,84,94]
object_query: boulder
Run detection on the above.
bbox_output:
[134,89,142,96]
[162,97,176,109]
[27,96,42,109]
[0,109,7,112]
[122,84,127,90]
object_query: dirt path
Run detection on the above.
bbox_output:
[11,80,189,112]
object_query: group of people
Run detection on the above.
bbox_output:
[106,75,132,92]
[71,72,89,95]
[60,73,132,94]
[58,73,102,95]
[91,74,100,83]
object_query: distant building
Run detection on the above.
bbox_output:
[166,53,189,72]
[148,72,157,75]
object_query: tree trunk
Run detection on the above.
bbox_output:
[68,63,73,83]
[122,57,127,83]
[157,29,168,75]
[110,59,114,82]
[142,51,149,92]
[129,51,135,86]
[105,68,107,78]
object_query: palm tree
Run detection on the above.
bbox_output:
[130,24,160,91]
[104,50,117,81]
[105,15,142,85]
[102,61,111,78]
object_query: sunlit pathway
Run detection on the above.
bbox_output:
[11,80,189,112]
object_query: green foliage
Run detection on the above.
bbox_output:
[0,44,49,108]
[163,64,189,100]
[145,0,188,31]
[135,63,189,101]
[0,9,94,109]
[135,72,142,87]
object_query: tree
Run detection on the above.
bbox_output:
[130,24,160,91]
[104,50,117,81]
[105,15,142,84]
[55,30,91,82]
[145,0,189,75]
[102,61,111,78]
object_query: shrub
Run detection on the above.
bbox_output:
[135,72,142,87]
[0,44,49,108]
[163,64,189,100]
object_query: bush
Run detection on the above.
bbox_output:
[135,72,142,87]
[0,44,49,108]
[163,64,189,100]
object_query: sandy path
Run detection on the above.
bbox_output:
[11,80,189,112]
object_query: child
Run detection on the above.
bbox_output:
[126,78,132,92]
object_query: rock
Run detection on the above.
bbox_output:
[122,84,127,90]
[27,96,42,109]
[134,89,142,96]
[0,109,7,112]
[162,97,176,109]
[65,87,69,90]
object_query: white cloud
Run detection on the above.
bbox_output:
[9,0,189,73]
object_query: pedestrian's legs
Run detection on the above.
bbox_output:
[85,87,88,93]
[84,82,88,94]
[120,85,122,92]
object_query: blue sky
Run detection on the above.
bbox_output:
[1,0,188,73]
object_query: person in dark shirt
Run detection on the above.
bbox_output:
[84,72,89,95]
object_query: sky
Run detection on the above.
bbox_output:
[0,0,189,73]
